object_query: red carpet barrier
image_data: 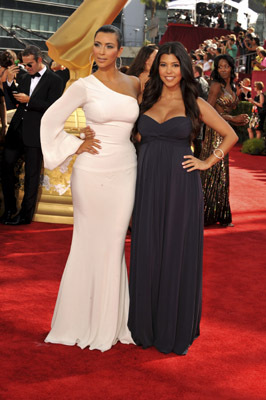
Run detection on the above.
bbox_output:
[160,23,231,52]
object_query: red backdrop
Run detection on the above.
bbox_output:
[251,71,266,97]
[160,23,231,52]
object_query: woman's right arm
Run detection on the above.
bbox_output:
[41,79,92,170]
[135,132,141,142]
[182,98,239,172]
[249,93,265,108]
[208,82,248,126]
[207,82,220,107]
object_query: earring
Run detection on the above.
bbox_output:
[89,53,94,65]
[116,57,122,70]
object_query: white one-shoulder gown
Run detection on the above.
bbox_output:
[41,75,139,351]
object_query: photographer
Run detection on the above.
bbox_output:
[226,35,238,59]
[244,34,260,73]
[0,50,27,109]
[0,45,63,225]
[236,78,251,101]
[218,37,229,55]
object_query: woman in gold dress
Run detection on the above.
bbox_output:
[200,55,249,226]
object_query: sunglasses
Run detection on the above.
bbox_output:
[23,63,34,68]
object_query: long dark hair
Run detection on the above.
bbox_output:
[140,42,200,141]
[94,25,122,49]
[211,54,236,90]
[127,45,158,77]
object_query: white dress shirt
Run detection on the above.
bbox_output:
[29,66,47,96]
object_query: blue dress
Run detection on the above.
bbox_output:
[128,115,204,355]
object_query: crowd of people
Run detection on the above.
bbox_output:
[0,22,264,357]
[189,26,265,75]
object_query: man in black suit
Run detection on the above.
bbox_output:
[0,45,63,225]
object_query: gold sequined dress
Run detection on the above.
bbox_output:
[200,86,238,226]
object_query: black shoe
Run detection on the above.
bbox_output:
[4,213,31,225]
[0,209,17,224]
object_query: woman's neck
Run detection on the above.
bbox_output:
[94,66,119,82]
[161,84,182,100]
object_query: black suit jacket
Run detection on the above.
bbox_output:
[5,69,63,148]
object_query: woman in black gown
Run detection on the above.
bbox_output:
[128,42,238,355]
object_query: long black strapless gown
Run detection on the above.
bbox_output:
[128,115,204,355]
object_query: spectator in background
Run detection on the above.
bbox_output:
[251,46,264,71]
[202,52,213,78]
[247,81,266,139]
[184,12,191,23]
[0,50,27,110]
[193,64,209,100]
[252,49,266,71]
[246,27,255,35]
[119,65,130,74]
[226,35,238,59]
[195,51,204,65]
[50,61,70,90]
[233,22,242,35]
[237,78,251,101]
[193,64,209,157]
[244,34,260,73]
[207,43,218,59]
[216,13,224,29]
[214,47,222,57]
[127,44,158,93]
[200,54,249,227]
[236,31,245,60]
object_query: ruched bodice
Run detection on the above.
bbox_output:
[137,115,194,177]
[139,114,192,145]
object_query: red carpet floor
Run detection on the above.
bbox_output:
[1,145,266,400]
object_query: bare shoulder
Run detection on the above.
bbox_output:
[197,96,209,110]
[121,73,141,94]
[197,96,216,117]
[209,81,222,94]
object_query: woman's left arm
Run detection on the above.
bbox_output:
[183,98,238,172]
[249,93,264,108]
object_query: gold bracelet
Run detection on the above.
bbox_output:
[213,148,224,159]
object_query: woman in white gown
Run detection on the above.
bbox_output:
[41,25,140,351]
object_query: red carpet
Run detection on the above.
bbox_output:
[1,145,266,400]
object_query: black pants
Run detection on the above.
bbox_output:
[1,123,43,221]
